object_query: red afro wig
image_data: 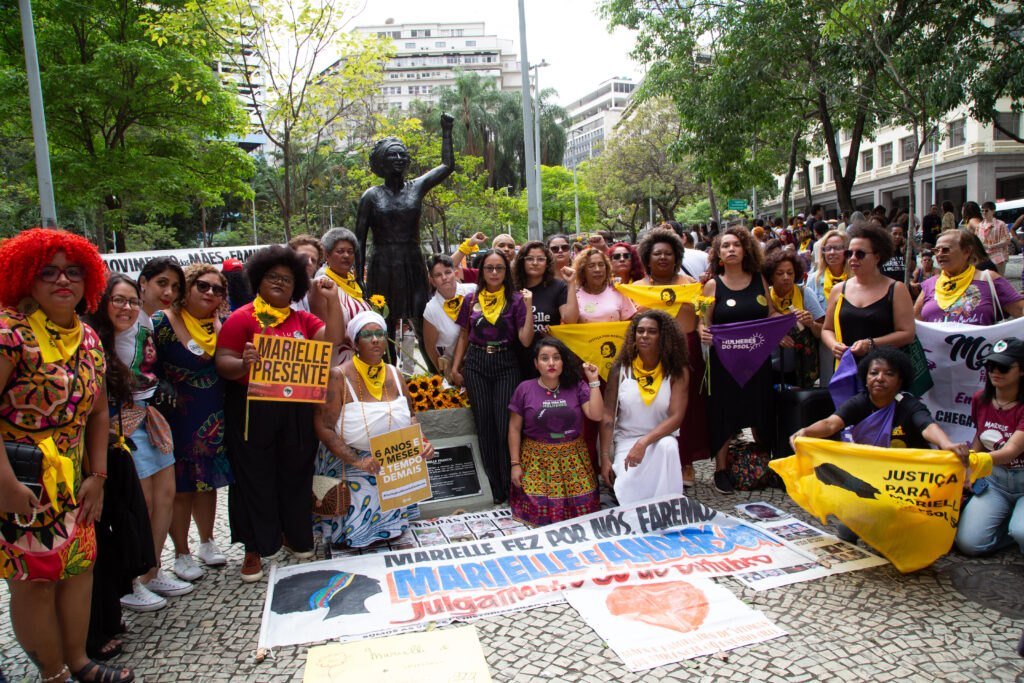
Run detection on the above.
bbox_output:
[0,229,107,313]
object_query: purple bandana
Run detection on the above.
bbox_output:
[710,313,797,387]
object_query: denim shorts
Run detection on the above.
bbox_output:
[129,400,175,479]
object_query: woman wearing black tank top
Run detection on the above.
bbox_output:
[698,227,781,494]
[821,222,915,361]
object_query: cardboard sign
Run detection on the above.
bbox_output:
[248,333,333,402]
[370,425,431,511]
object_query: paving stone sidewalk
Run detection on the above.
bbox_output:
[2,458,1023,683]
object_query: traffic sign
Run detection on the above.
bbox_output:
[727,199,748,211]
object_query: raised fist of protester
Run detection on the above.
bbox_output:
[560,266,576,280]
[520,288,533,308]
[469,232,487,247]
[582,362,600,384]
[440,112,455,133]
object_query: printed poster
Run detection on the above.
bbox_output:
[248,333,332,402]
[370,425,431,511]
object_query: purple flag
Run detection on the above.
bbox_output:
[829,349,862,409]
[710,313,796,387]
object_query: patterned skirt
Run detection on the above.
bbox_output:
[312,444,419,548]
[511,437,600,527]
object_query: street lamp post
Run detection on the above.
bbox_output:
[532,60,549,236]
[571,130,581,234]
[18,0,57,229]
[517,0,541,241]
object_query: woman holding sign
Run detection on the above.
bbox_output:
[313,311,435,548]
[215,246,343,583]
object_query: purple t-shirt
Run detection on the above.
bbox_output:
[509,379,591,443]
[919,274,1023,324]
[456,290,527,345]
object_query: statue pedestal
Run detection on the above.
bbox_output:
[416,406,494,517]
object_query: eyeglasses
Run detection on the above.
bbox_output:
[844,249,875,260]
[610,253,631,261]
[934,246,953,254]
[37,265,85,282]
[195,280,227,297]
[263,272,294,286]
[482,265,506,273]
[109,295,142,309]
[822,245,845,253]
[549,244,570,253]
[358,329,387,340]
[523,256,547,264]
[985,361,1017,374]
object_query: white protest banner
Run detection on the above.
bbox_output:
[917,317,1024,442]
[259,495,814,649]
[565,575,786,671]
[101,245,271,280]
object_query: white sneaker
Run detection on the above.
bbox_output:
[120,578,167,612]
[144,570,194,597]
[196,540,227,567]
[173,553,205,581]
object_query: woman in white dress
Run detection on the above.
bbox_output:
[422,254,476,376]
[313,311,436,548]
[314,227,371,363]
[599,310,688,504]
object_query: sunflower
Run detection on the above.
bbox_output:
[370,294,387,308]
[429,375,443,389]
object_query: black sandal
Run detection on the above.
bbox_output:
[71,661,134,683]
[92,639,123,661]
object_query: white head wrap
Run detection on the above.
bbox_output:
[347,310,387,343]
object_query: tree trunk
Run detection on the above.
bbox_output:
[800,160,813,211]
[707,179,720,226]
[92,208,107,253]
[906,156,919,285]
[201,205,208,247]
[282,129,292,241]
[818,93,866,215]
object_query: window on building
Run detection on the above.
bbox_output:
[466,40,476,46]
[814,166,824,186]
[483,55,495,63]
[429,57,442,65]
[923,133,937,155]
[900,136,916,162]
[453,29,464,36]
[947,118,965,147]
[995,112,1021,141]
[435,41,445,47]
[842,129,851,143]
[879,142,893,167]
[409,86,420,95]
[447,56,460,64]
[464,56,478,64]
[405,42,416,49]
[861,149,874,172]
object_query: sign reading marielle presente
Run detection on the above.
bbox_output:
[247,334,333,402]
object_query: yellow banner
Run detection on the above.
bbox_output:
[549,321,630,380]
[771,437,993,573]
[370,425,431,512]
[614,282,703,316]
[248,334,333,402]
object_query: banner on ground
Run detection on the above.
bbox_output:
[248,334,332,402]
[565,575,786,671]
[549,321,630,380]
[615,282,703,317]
[259,495,815,649]
[710,314,796,387]
[101,245,270,280]
[370,425,431,512]
[917,317,1024,443]
[771,437,993,573]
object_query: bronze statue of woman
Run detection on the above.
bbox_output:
[355,113,455,356]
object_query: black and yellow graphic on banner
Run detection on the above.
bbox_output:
[549,322,630,381]
[248,333,333,402]
[614,282,703,316]
[772,437,993,573]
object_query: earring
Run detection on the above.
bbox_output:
[718,259,724,266]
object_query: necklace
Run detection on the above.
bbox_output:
[537,378,561,398]
[354,361,392,436]
[994,396,1017,411]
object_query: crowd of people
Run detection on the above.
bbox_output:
[1,199,1023,681]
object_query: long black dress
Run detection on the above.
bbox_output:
[708,275,776,453]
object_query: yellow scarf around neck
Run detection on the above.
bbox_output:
[442,293,465,322]
[477,288,506,326]
[27,309,82,364]
[823,269,848,302]
[353,354,386,401]
[770,284,804,314]
[324,266,363,300]
[631,356,664,406]
[934,265,975,311]
[181,309,217,357]
[252,295,291,329]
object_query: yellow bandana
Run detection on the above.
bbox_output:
[38,437,75,513]
[252,295,291,329]
[935,265,975,311]
[823,269,848,301]
[770,284,804,314]
[458,238,480,255]
[477,288,506,326]
[27,309,82,364]
[631,356,664,406]
[614,282,702,316]
[442,294,465,322]
[800,238,812,252]
[324,266,363,300]
[180,309,217,357]
[353,354,386,400]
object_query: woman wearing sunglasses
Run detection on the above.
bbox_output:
[215,246,343,582]
[609,243,644,285]
[915,230,1024,325]
[547,234,575,282]
[152,264,234,587]
[807,229,848,383]
[513,241,579,338]
[821,222,915,364]
[956,338,1024,555]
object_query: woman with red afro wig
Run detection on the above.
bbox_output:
[0,228,107,313]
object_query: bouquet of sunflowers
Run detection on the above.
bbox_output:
[405,374,471,412]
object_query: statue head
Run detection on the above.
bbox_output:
[369,137,410,178]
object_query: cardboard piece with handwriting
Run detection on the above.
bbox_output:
[303,625,493,683]
[248,333,332,402]
[370,424,431,511]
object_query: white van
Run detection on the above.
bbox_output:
[995,198,1024,232]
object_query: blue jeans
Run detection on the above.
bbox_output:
[955,466,1024,555]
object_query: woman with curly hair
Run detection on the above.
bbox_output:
[215,246,343,582]
[151,264,233,587]
[609,242,644,285]
[598,310,688,505]
[699,226,780,494]
[0,229,133,683]
[574,247,635,323]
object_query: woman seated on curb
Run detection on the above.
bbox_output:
[956,338,1024,556]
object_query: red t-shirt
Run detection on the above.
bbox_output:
[972,389,1024,469]
[217,302,325,385]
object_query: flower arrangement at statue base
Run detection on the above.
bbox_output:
[406,374,471,412]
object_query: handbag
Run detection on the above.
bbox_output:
[5,442,43,497]
[311,396,350,517]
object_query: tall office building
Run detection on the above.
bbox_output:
[563,77,637,169]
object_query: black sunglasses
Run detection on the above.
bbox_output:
[549,244,570,253]
[844,249,875,260]
[195,280,227,297]
[985,361,1017,374]
[610,253,631,261]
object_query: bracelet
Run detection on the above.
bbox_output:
[511,462,521,467]
[868,338,876,350]
[88,471,108,480]
[589,381,601,387]
[458,239,479,255]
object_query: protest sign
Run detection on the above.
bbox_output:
[248,333,332,402]
[101,245,269,280]
[917,317,1024,442]
[710,314,796,387]
[371,425,431,512]
[615,282,702,317]
[565,576,785,671]
[549,322,630,380]
[259,495,814,649]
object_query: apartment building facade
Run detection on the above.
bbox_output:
[563,77,637,169]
